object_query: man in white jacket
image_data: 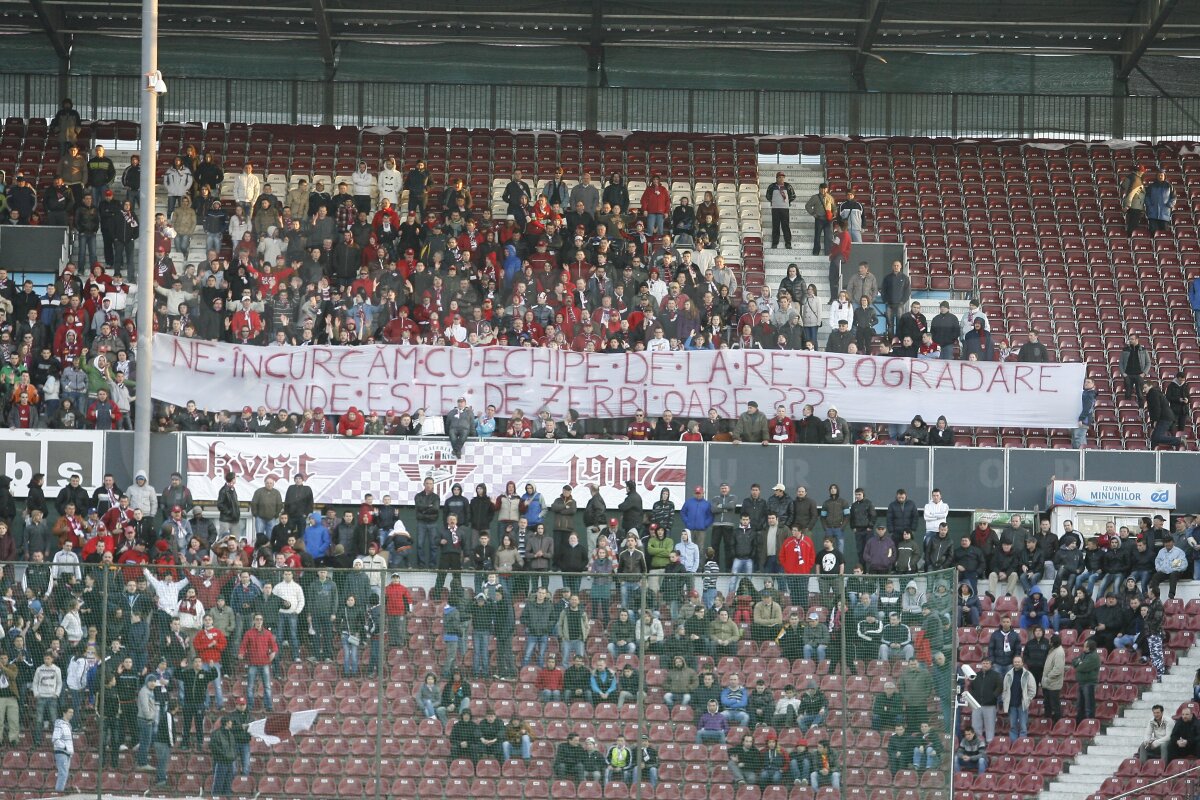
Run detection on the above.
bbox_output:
[922,489,949,547]
[377,158,402,206]
[274,570,306,662]
[350,162,375,215]
[52,707,75,792]
[163,158,194,217]
[233,163,261,217]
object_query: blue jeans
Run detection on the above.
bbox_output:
[723,709,749,727]
[54,751,71,791]
[732,558,754,575]
[621,580,643,609]
[342,633,361,676]
[1008,706,1028,740]
[1071,425,1088,449]
[279,614,300,656]
[646,213,664,237]
[798,711,826,731]
[206,232,223,254]
[443,640,463,677]
[416,522,439,568]
[212,761,234,796]
[562,639,585,664]
[522,635,548,667]
[696,730,726,744]
[473,631,493,676]
[137,717,156,766]
[1018,571,1043,595]
[957,756,987,774]
[703,588,717,608]
[238,743,251,776]
[1130,569,1152,593]
[246,665,273,711]
[154,741,171,784]
[1074,571,1101,595]
[803,644,827,661]
[75,232,97,266]
[634,765,659,787]
[203,663,225,709]
[1094,573,1124,598]
[503,736,532,761]
[1114,633,1141,650]
[824,527,845,553]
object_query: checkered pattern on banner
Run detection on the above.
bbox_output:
[329,441,542,505]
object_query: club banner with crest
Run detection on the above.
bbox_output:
[184,436,687,507]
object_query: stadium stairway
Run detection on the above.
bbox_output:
[1038,582,1200,800]
[757,158,976,332]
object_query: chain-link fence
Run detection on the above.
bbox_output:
[2,553,958,800]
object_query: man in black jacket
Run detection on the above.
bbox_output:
[740,484,768,532]
[929,301,961,359]
[1147,377,1185,450]
[765,172,796,250]
[74,194,101,267]
[216,472,241,543]
[413,478,442,569]
[879,261,911,340]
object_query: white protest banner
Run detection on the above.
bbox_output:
[185,436,688,507]
[154,334,1087,427]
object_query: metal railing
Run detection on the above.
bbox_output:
[2,72,1199,140]
[4,555,958,800]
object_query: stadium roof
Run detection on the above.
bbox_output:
[6,0,1199,79]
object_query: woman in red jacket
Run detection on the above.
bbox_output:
[337,407,366,437]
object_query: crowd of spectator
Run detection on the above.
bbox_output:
[0,466,990,793]
[0,135,1105,444]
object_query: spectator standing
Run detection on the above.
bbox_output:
[1075,378,1097,449]
[1042,634,1065,723]
[1144,169,1175,234]
[1072,639,1100,722]
[880,261,911,340]
[805,183,835,255]
[209,716,237,797]
[828,222,851,300]
[1119,165,1148,235]
[1120,333,1150,403]
[839,191,864,242]
[237,614,278,712]
[968,657,1001,744]
[1000,656,1036,741]
[765,171,795,250]
[52,706,75,793]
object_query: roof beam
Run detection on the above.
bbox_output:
[310,0,337,74]
[1116,0,1178,80]
[28,0,70,61]
[851,0,887,90]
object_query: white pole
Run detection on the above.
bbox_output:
[133,0,158,475]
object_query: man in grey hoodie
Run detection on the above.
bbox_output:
[136,675,160,769]
[126,471,158,519]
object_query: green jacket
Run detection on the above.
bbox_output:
[1072,651,1101,684]
[646,534,676,569]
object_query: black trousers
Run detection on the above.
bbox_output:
[771,208,792,248]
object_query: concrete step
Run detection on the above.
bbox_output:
[1038,636,1200,800]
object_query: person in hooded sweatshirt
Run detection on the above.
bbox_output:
[957,582,981,626]
[1019,587,1049,629]
[303,513,331,562]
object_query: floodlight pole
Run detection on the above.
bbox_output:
[133,0,158,477]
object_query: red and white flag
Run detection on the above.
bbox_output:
[246,709,319,746]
